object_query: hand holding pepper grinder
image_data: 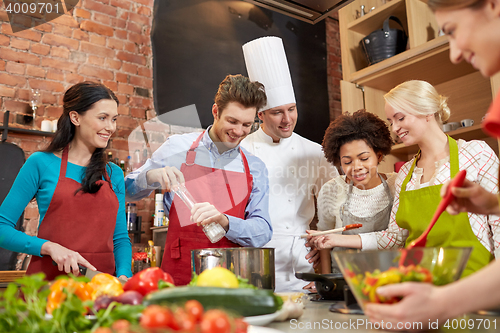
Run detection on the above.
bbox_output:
[172,184,226,243]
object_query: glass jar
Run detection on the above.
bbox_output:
[126,203,137,231]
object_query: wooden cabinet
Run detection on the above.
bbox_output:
[338,0,500,173]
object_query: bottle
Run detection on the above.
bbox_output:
[155,193,165,227]
[126,156,132,173]
[126,203,137,231]
[120,160,126,172]
[107,151,113,162]
[147,240,156,267]
[173,184,225,243]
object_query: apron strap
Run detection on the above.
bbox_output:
[186,132,205,165]
[60,146,69,179]
[400,135,459,193]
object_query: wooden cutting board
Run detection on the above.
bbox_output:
[0,270,26,283]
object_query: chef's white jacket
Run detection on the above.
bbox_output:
[241,128,338,292]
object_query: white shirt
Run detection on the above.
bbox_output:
[241,128,338,291]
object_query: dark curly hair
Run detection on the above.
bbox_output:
[322,110,394,166]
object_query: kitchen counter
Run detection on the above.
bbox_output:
[266,299,500,332]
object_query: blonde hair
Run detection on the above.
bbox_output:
[384,80,450,126]
[426,0,486,11]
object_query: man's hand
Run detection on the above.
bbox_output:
[146,166,185,191]
[441,178,500,216]
[193,203,230,231]
[305,246,321,268]
[41,241,96,276]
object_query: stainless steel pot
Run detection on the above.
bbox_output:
[191,247,275,290]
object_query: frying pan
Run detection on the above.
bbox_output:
[295,272,349,300]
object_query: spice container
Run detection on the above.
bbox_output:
[173,184,225,243]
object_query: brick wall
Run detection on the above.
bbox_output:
[326,14,342,121]
[0,0,156,248]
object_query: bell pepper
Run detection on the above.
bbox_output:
[87,273,124,300]
[46,278,94,314]
[124,267,175,296]
[46,279,70,314]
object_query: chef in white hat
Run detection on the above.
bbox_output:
[240,36,338,292]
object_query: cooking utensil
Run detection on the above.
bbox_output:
[295,272,348,300]
[299,223,363,239]
[400,170,467,266]
[51,261,127,283]
[191,247,275,290]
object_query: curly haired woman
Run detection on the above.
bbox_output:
[316,110,396,274]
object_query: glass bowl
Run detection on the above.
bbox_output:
[333,247,472,310]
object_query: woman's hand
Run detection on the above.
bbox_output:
[441,178,500,216]
[41,241,96,276]
[305,230,340,250]
[118,275,130,281]
[365,283,448,331]
[146,166,185,191]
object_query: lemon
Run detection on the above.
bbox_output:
[197,267,239,288]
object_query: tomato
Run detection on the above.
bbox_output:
[200,309,232,333]
[185,300,204,323]
[140,305,179,329]
[234,318,249,333]
[175,307,196,332]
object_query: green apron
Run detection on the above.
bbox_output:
[396,136,493,277]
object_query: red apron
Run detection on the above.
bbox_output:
[26,147,118,281]
[161,132,253,285]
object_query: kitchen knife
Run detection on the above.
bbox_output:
[52,260,127,284]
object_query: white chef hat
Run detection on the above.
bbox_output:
[242,36,295,112]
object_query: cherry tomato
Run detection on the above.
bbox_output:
[185,299,204,323]
[234,318,249,333]
[200,309,232,333]
[140,305,178,329]
[175,307,196,332]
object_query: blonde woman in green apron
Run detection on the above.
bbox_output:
[308,80,500,278]
[364,0,500,329]
[316,110,396,275]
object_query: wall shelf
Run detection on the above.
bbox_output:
[349,36,476,91]
[1,111,55,141]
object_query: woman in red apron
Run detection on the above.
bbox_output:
[0,82,132,280]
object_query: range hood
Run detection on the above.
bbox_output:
[243,0,354,24]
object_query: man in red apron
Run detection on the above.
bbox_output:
[125,75,273,285]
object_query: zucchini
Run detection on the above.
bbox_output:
[143,286,283,317]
